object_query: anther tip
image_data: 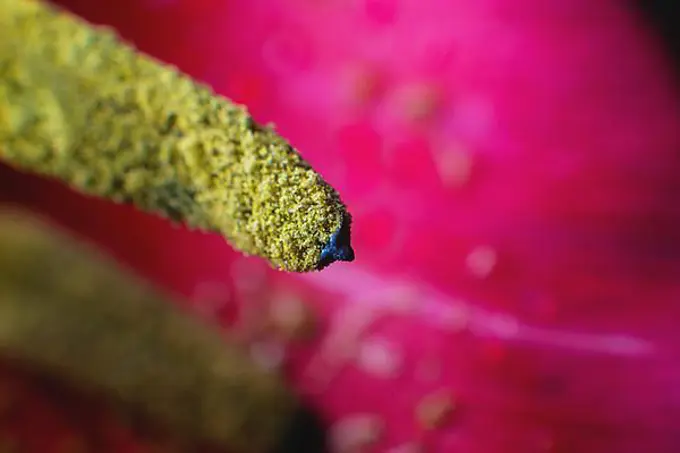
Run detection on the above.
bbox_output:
[318,214,355,270]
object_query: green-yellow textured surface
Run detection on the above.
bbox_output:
[0,208,299,453]
[0,0,349,272]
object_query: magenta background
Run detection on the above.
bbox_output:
[1,1,679,452]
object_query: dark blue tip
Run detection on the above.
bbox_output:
[318,214,355,270]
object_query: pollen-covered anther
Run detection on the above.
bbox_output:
[0,0,353,273]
